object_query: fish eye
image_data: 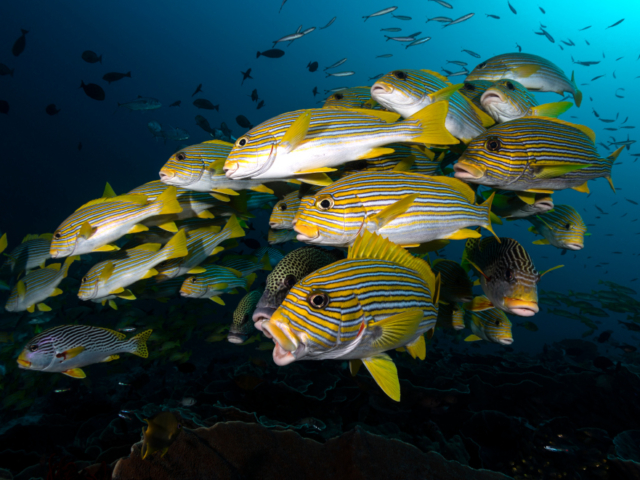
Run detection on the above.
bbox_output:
[495,320,502,326]
[284,274,297,288]
[237,137,248,147]
[190,277,197,283]
[176,153,186,161]
[505,268,513,281]
[485,136,501,152]
[307,291,329,309]
[316,195,334,210]
[505,81,515,90]
[334,93,343,100]
[392,70,407,80]
[477,62,487,69]
[54,232,61,239]
[463,82,475,92]
[278,203,287,211]
[564,223,571,230]
[29,344,38,352]
[82,276,88,283]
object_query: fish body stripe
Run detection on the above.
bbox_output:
[6,267,63,309]
[467,237,539,285]
[180,265,248,297]
[3,239,51,272]
[27,325,132,357]
[270,191,302,228]
[162,142,233,180]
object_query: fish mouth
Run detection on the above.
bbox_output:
[261,312,305,366]
[564,242,583,251]
[17,351,31,368]
[223,161,239,177]
[293,222,319,241]
[227,332,248,344]
[534,197,554,211]
[503,298,539,317]
[268,222,286,229]
[159,168,175,182]
[453,161,485,180]
[252,307,276,331]
[480,89,505,106]
[499,337,513,345]
[371,83,393,96]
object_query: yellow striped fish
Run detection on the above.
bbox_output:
[2,233,52,274]
[483,191,554,219]
[454,117,624,196]
[526,205,586,251]
[465,53,583,107]
[268,229,297,245]
[459,80,494,107]
[269,191,303,230]
[50,187,182,258]
[293,171,496,247]
[155,216,244,280]
[159,140,275,201]
[228,290,263,344]
[5,256,77,313]
[463,308,513,344]
[78,229,188,301]
[435,303,464,331]
[263,230,440,402]
[323,86,383,110]
[223,102,458,185]
[480,79,572,123]
[371,69,495,142]
[180,264,253,305]
[17,325,152,378]
[340,143,442,177]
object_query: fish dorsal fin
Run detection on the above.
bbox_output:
[280,110,310,153]
[75,194,148,212]
[130,243,162,252]
[208,159,226,175]
[349,230,436,294]
[46,263,62,271]
[97,326,127,340]
[539,117,596,143]
[420,69,451,84]
[431,176,476,204]
[344,108,401,123]
[21,234,39,243]
[39,233,54,240]
[202,139,234,147]
[103,182,117,198]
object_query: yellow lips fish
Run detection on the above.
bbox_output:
[526,205,587,251]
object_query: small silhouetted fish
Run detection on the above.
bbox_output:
[176,362,196,374]
[593,356,613,370]
[461,49,480,58]
[393,15,412,20]
[78,142,82,151]
[193,98,219,110]
[257,49,284,58]
[12,29,28,57]
[625,198,638,205]
[606,19,624,29]
[257,100,265,110]
[539,6,545,13]
[192,83,203,97]
[508,1,517,14]
[243,238,261,249]
[81,50,102,64]
[195,115,214,133]
[312,86,318,96]
[249,89,259,102]
[45,104,60,115]
[579,26,591,31]
[170,100,181,107]
[596,330,612,343]
[307,61,318,72]
[103,71,131,84]
[79,81,105,101]
[486,14,500,19]
[515,42,522,52]
[241,68,253,85]
[320,17,337,29]
[236,115,253,129]
[0,63,14,76]
[0,100,9,114]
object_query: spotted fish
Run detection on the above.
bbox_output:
[228,290,263,343]
[527,205,587,250]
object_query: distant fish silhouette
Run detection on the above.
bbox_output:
[193,99,219,111]
[45,104,61,115]
[102,71,131,84]
[0,63,14,77]
[12,29,28,57]
[257,49,284,59]
[169,100,181,107]
[191,84,203,97]
[236,115,253,129]
[241,69,253,85]
[81,50,102,64]
[79,81,105,101]
[307,61,318,72]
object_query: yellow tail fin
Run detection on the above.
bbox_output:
[156,186,182,215]
[480,192,500,242]
[405,101,459,146]
[129,329,153,358]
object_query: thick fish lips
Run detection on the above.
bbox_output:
[534,196,554,212]
[261,311,307,366]
[453,160,486,180]
[498,336,513,345]
[564,241,584,251]
[252,306,276,332]
[503,297,539,317]
[480,88,506,107]
[292,212,320,241]
[17,350,31,368]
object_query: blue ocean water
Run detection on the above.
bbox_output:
[1,1,639,478]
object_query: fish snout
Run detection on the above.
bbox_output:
[227,332,248,344]
[534,197,554,212]
[223,161,239,177]
[159,168,175,182]
[453,161,485,180]
[499,337,514,345]
[252,306,276,331]
[564,241,584,250]
[293,220,319,241]
[17,351,31,369]
[504,298,539,317]
[480,89,506,106]
[371,83,393,96]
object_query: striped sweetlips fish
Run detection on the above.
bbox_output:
[526,204,587,251]
[2,233,52,275]
[465,52,583,107]
[262,230,440,402]
[269,190,304,230]
[371,69,495,143]
[292,171,497,247]
[17,325,152,378]
[463,308,513,345]
[340,143,442,177]
[482,190,554,219]
[252,246,343,328]
[223,102,458,186]
[462,236,561,317]
[5,256,77,313]
[480,79,572,123]
[458,80,494,108]
[323,86,385,110]
[268,229,297,245]
[453,117,624,197]
[159,140,275,201]
[430,258,473,304]
[179,264,252,305]
[154,216,244,280]
[50,187,182,258]
[78,229,188,302]
[436,303,465,331]
[228,290,263,344]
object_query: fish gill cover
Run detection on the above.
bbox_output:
[0,1,639,479]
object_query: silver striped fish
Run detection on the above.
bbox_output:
[17,325,152,378]
[371,69,494,142]
[5,256,77,313]
[228,290,263,343]
[322,86,384,110]
[180,264,253,305]
[263,230,440,401]
[527,205,586,250]
[268,229,298,245]
[483,190,554,219]
[293,171,497,247]
[269,191,303,230]
[2,233,52,274]
[78,229,188,301]
[465,53,583,106]
[340,143,442,177]
[463,308,513,344]
[459,80,494,107]
[223,103,458,185]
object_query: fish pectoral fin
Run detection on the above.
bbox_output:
[533,164,591,179]
[405,334,426,360]
[210,193,231,202]
[372,308,424,350]
[517,64,541,77]
[157,222,178,233]
[489,212,503,225]
[59,346,85,360]
[196,209,215,219]
[99,261,115,283]
[140,268,158,279]
[249,184,274,194]
[362,354,401,402]
[27,305,35,313]
[356,147,395,160]
[427,83,463,103]
[102,354,120,362]
[515,192,536,205]
[529,101,573,118]
[527,226,538,233]
[210,296,225,305]
[463,295,494,312]
[50,287,64,297]
[17,280,26,298]
[108,300,118,310]
[392,156,415,172]
[571,182,590,193]
[532,239,550,245]
[187,267,207,274]
[212,188,240,196]
[127,224,149,234]
[37,303,52,312]
[294,167,338,174]
[131,243,162,252]
[93,244,120,252]
[369,193,418,230]
[110,287,125,294]
[349,359,363,377]
[62,368,86,379]
[117,289,137,300]
[294,172,333,186]
[464,334,483,342]
[281,110,311,153]
[79,221,97,240]
[444,228,482,240]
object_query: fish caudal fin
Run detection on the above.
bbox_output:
[61,255,79,278]
[606,146,624,193]
[480,192,500,241]
[128,329,153,358]
[406,101,459,146]
[571,71,582,107]
[530,101,573,118]
[159,229,188,261]
[155,186,182,215]
[362,353,401,402]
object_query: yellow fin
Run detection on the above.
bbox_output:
[103,182,117,198]
[362,353,401,402]
[62,368,86,379]
[281,110,310,152]
[539,117,596,143]
[464,334,483,342]
[516,192,536,205]
[530,101,572,118]
[372,309,424,350]
[404,239,450,253]
[110,287,125,294]
[79,221,96,240]
[294,167,338,174]
[156,186,182,215]
[344,108,401,123]
[571,182,590,194]
[357,147,395,160]
[517,64,541,77]
[46,263,62,271]
[37,303,51,312]
[212,188,240,196]
[405,335,426,360]
[196,209,215,219]
[50,287,63,297]
[127,224,149,234]
[431,176,476,204]
[103,354,119,362]
[393,157,415,172]
[527,226,537,233]
[444,228,482,240]
[27,305,35,313]
[405,101,459,146]
[161,229,189,261]
[473,278,481,286]
[99,261,115,283]
[540,264,564,278]
[427,83,463,103]
[210,193,230,202]
[157,222,178,233]
[466,96,495,127]
[108,300,118,310]
[210,296,225,305]
[117,289,136,300]
[249,184,274,194]
[207,159,226,175]
[368,193,418,230]
[349,359,362,377]
[203,139,234,147]
[246,272,257,289]
[211,246,224,256]
[187,267,206,274]
[223,215,245,240]
[60,345,85,360]
[92,244,120,252]
[532,239,550,245]
[0,233,7,255]
[480,192,499,241]
[463,295,494,312]
[130,243,162,252]
[140,268,158,279]
[295,173,333,186]
[533,164,591,179]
